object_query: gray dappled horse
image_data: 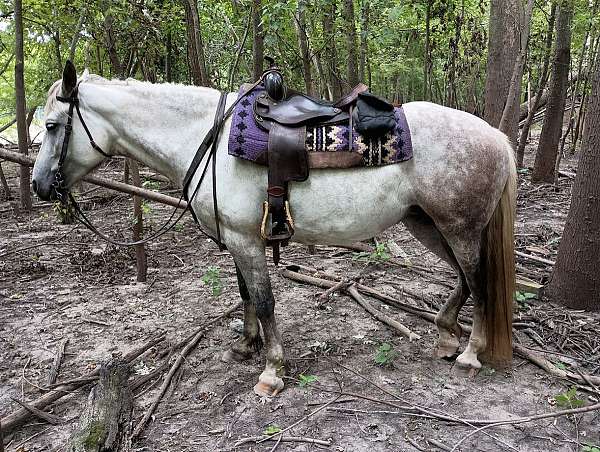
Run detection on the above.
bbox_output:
[33,62,516,397]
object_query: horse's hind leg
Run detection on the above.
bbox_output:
[227,238,285,397]
[402,211,470,358]
[222,263,263,362]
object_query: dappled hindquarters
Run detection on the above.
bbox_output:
[1,145,599,451]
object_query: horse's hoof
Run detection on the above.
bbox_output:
[221,349,250,363]
[434,342,459,359]
[455,351,482,373]
[253,377,284,398]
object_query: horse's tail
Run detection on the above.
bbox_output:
[482,137,516,368]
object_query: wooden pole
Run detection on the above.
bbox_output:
[129,159,147,282]
[0,148,187,209]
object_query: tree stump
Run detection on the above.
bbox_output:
[65,360,133,452]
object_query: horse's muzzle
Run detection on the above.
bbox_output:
[32,174,60,201]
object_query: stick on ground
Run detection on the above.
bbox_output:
[131,301,242,440]
[47,338,69,386]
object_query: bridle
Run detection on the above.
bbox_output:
[52,78,263,248]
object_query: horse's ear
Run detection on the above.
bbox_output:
[81,68,90,80]
[61,60,77,96]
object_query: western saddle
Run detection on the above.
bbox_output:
[252,63,395,263]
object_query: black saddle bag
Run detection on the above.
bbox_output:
[352,92,396,137]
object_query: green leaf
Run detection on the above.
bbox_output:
[297,374,318,387]
[263,425,281,436]
[554,387,585,409]
[374,343,397,366]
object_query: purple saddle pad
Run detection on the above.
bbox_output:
[227,86,413,167]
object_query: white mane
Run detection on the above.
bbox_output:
[44,72,220,117]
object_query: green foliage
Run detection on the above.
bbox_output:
[515,291,536,304]
[141,201,152,216]
[297,373,318,387]
[353,242,391,263]
[553,386,585,409]
[374,342,397,366]
[582,445,600,452]
[554,361,567,370]
[201,266,222,296]
[52,200,75,224]
[142,179,161,190]
[263,425,281,436]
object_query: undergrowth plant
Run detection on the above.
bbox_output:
[353,242,391,264]
[374,343,397,366]
[202,266,222,296]
[553,386,584,409]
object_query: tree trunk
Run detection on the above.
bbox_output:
[532,3,573,183]
[544,44,600,311]
[0,163,12,200]
[14,0,31,211]
[103,13,123,78]
[571,32,600,154]
[516,2,556,167]
[26,106,35,146]
[323,2,342,100]
[483,0,521,144]
[358,0,369,84]
[294,0,315,96]
[343,0,359,88]
[165,32,172,83]
[129,160,147,283]
[252,0,264,80]
[183,0,210,86]
[498,0,535,137]
[423,0,432,100]
[64,360,133,451]
[69,9,86,62]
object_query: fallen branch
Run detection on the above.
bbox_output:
[514,343,600,386]
[131,301,242,440]
[0,147,187,209]
[515,250,555,266]
[10,398,64,425]
[47,339,68,386]
[1,334,165,433]
[347,285,420,341]
[233,435,331,448]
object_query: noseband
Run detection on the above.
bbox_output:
[51,78,263,248]
[53,86,111,202]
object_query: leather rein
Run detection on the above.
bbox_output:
[52,79,261,248]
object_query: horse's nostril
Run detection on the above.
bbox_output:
[32,179,38,194]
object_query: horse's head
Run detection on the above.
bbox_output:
[33,61,112,201]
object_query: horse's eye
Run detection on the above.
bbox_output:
[45,123,57,131]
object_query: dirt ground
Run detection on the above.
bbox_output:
[1,135,599,452]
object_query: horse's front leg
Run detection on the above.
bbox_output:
[222,263,263,362]
[228,241,285,397]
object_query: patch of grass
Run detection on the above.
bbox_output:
[374,343,397,366]
[263,425,281,436]
[515,291,536,303]
[554,361,567,370]
[201,266,222,296]
[353,242,391,263]
[553,386,584,409]
[297,374,318,387]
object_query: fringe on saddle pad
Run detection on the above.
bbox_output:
[227,86,413,167]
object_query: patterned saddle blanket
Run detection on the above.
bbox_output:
[227,86,413,168]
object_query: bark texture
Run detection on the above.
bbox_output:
[544,46,600,311]
[252,0,264,80]
[517,3,556,167]
[130,160,147,282]
[323,2,342,100]
[343,0,359,88]
[483,0,521,144]
[532,2,573,183]
[65,360,133,452]
[294,0,315,96]
[183,0,210,86]
[14,0,31,210]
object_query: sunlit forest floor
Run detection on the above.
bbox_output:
[1,127,599,451]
